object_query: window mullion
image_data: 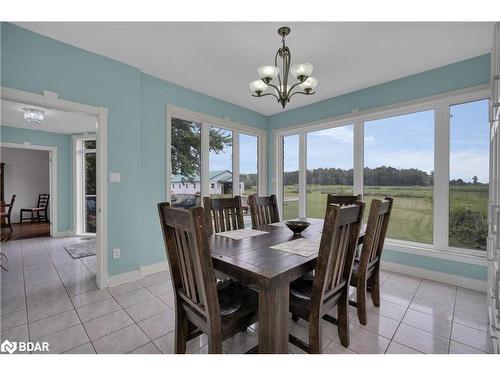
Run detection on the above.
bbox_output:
[201,123,210,198]
[233,130,240,196]
[299,132,307,218]
[434,102,450,250]
[353,120,364,196]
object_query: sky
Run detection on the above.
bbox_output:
[283,99,489,184]
[208,99,489,184]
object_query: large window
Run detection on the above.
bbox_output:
[449,99,489,250]
[277,89,490,253]
[283,135,299,220]
[209,126,233,198]
[364,110,434,244]
[170,117,201,209]
[306,125,354,219]
[167,107,265,210]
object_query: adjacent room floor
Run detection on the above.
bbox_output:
[0,236,493,354]
[1,222,50,241]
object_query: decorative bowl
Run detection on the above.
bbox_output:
[285,220,311,235]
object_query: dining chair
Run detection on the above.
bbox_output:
[288,201,365,352]
[157,202,259,354]
[20,193,50,223]
[248,194,280,229]
[203,196,245,236]
[0,194,16,232]
[350,197,393,325]
[327,194,362,206]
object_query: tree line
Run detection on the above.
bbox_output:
[274,166,486,186]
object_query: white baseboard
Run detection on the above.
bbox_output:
[52,229,74,238]
[381,261,487,292]
[107,261,169,288]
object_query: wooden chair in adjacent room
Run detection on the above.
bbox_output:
[20,193,50,223]
[0,194,16,232]
[157,203,259,354]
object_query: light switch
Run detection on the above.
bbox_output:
[109,172,121,183]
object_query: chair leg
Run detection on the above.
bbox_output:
[174,308,188,354]
[8,218,13,232]
[356,277,367,325]
[337,290,350,347]
[308,317,322,354]
[207,333,223,354]
[291,313,299,322]
[370,269,381,307]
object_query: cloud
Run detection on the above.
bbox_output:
[450,149,489,182]
[308,126,353,143]
[364,135,376,145]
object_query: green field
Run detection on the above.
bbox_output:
[283,184,488,250]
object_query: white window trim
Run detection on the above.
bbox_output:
[274,84,490,261]
[165,104,267,203]
[73,134,97,236]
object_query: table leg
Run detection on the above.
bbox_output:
[258,283,289,353]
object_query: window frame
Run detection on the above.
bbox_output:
[166,104,267,204]
[274,85,490,259]
[73,134,97,236]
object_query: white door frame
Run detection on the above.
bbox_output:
[0,142,57,237]
[1,87,109,288]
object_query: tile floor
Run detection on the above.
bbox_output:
[0,236,495,354]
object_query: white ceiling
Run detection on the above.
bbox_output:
[15,22,494,116]
[1,99,97,134]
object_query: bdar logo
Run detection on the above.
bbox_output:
[1,340,17,354]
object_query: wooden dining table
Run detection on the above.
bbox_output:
[209,218,366,354]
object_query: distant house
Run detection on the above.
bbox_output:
[170,170,244,195]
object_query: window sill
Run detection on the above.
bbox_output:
[385,240,488,266]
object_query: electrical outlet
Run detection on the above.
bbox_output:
[113,248,120,259]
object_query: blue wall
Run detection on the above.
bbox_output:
[0,126,72,233]
[1,22,266,276]
[266,54,491,282]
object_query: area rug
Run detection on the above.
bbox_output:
[64,238,96,259]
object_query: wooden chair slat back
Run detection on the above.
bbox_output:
[37,193,50,208]
[202,196,244,235]
[360,197,393,266]
[7,194,16,215]
[248,194,280,228]
[326,194,362,206]
[158,202,219,320]
[311,202,364,309]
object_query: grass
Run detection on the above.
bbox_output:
[282,184,488,249]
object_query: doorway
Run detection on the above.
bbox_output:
[1,88,108,288]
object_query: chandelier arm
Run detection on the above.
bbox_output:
[262,80,282,95]
[252,92,280,100]
[287,77,310,96]
[274,50,282,90]
[283,48,291,97]
[287,90,316,101]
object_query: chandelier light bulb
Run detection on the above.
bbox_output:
[249,80,268,95]
[299,77,318,92]
[257,65,279,83]
[291,63,314,81]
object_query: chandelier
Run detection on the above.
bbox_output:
[249,26,318,109]
[23,108,45,126]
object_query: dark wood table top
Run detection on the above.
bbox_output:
[210,219,366,290]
